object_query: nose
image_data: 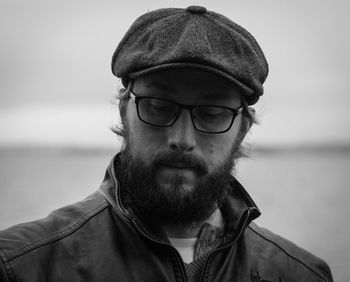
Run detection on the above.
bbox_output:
[167,110,196,152]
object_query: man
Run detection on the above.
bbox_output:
[0,6,332,282]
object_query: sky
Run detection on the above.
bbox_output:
[0,0,349,147]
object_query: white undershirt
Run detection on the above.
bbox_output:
[168,237,197,263]
[168,209,224,264]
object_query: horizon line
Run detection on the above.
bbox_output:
[1,143,350,155]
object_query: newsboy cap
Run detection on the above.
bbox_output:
[111,6,268,105]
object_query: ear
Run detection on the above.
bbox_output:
[118,98,124,114]
[246,107,256,128]
[238,107,255,143]
[118,97,129,125]
[119,81,133,116]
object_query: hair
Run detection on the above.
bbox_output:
[111,81,258,153]
[111,82,132,138]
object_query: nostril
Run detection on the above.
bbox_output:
[169,143,177,151]
[169,140,195,152]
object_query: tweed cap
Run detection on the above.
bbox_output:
[111,6,268,105]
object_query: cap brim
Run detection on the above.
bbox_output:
[122,62,259,105]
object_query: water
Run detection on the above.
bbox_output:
[0,147,349,281]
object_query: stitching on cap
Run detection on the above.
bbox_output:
[205,13,268,71]
[112,10,184,67]
[200,13,262,93]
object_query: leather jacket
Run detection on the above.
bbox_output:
[0,156,333,282]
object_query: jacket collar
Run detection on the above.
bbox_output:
[99,154,261,241]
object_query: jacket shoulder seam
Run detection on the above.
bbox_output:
[0,249,16,282]
[247,225,327,281]
[3,199,109,262]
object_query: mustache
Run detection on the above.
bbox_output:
[151,151,209,176]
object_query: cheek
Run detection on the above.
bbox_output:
[126,103,165,158]
[203,118,243,168]
[203,138,233,169]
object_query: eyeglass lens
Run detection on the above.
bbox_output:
[137,97,235,133]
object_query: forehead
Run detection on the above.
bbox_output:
[132,69,242,104]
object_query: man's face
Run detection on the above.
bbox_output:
[119,68,248,225]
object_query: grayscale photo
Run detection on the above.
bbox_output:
[0,1,348,281]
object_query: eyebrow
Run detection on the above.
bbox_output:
[145,80,176,92]
[144,80,240,103]
[200,92,235,101]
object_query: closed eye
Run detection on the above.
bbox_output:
[194,107,229,121]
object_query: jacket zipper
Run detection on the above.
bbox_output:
[131,217,188,282]
[114,180,256,282]
[115,186,187,281]
[198,208,253,282]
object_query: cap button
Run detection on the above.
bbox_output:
[186,6,207,14]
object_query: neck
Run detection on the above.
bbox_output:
[164,208,224,239]
[164,223,202,239]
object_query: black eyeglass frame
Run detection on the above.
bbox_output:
[129,91,243,134]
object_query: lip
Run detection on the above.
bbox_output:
[162,163,194,169]
[156,165,198,187]
[158,165,197,179]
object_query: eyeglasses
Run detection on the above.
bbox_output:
[130,92,243,134]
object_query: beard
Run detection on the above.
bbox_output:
[116,135,243,227]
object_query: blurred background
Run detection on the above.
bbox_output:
[0,0,349,281]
